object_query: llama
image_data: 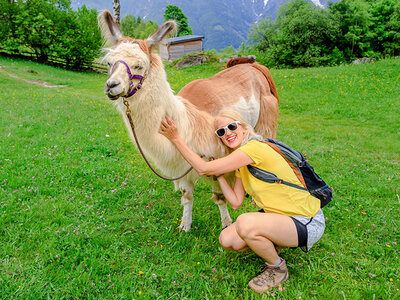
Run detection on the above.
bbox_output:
[98,10,279,231]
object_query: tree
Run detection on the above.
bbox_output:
[15,0,58,61]
[163,4,192,36]
[368,0,400,57]
[120,14,158,39]
[55,5,102,67]
[329,0,372,60]
[248,0,339,67]
[276,0,339,66]
[0,0,22,53]
[113,0,120,24]
[120,14,138,37]
[0,0,102,68]
[387,2,400,56]
[247,17,276,52]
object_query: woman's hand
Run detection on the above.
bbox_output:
[159,115,180,142]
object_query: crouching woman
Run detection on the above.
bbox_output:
[159,109,325,294]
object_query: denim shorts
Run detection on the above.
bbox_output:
[291,209,326,252]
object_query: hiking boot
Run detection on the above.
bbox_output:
[248,259,289,293]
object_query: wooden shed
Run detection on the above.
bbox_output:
[159,35,204,61]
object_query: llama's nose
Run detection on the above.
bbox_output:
[105,79,120,93]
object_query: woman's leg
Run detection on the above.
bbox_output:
[219,221,249,252]
[219,212,298,260]
[235,212,298,264]
[229,212,298,293]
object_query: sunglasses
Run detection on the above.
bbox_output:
[215,121,241,138]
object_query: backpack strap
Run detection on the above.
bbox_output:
[262,141,307,189]
[249,138,307,188]
[247,165,308,192]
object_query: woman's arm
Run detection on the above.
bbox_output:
[159,115,253,176]
[217,176,246,209]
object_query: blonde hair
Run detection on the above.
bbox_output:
[214,109,262,150]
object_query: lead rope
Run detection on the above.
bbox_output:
[123,100,193,181]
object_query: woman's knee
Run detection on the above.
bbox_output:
[219,229,232,249]
[219,226,246,251]
[235,214,256,239]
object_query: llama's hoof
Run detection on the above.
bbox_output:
[177,223,191,232]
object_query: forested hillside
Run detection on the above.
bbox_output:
[1,0,398,69]
[71,0,333,50]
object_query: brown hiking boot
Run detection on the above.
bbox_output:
[248,259,289,294]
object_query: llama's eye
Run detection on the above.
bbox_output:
[134,65,143,70]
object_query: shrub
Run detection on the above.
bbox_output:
[247,0,400,68]
[120,15,158,40]
[0,0,102,69]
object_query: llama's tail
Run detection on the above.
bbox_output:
[251,63,279,103]
[226,57,255,68]
[226,58,279,102]
[250,62,280,139]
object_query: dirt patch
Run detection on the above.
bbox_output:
[0,65,67,88]
[26,69,39,74]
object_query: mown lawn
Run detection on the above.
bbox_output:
[0,55,399,299]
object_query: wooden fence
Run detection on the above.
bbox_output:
[0,49,108,74]
[91,62,108,74]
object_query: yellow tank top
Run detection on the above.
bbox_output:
[235,140,320,217]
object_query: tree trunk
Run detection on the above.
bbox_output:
[113,0,120,24]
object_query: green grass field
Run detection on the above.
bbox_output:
[0,55,399,299]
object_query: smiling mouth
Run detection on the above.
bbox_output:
[226,135,237,142]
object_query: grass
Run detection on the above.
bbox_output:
[0,55,399,299]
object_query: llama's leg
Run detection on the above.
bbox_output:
[178,181,194,232]
[211,192,233,230]
[212,175,233,229]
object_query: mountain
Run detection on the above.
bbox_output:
[71,0,332,50]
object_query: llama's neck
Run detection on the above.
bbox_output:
[127,65,188,133]
[116,63,226,172]
[116,64,190,165]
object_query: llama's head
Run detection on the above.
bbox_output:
[98,10,176,100]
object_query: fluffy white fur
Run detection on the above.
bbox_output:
[100,37,228,230]
[98,10,277,231]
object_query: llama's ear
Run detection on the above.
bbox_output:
[98,10,124,46]
[146,20,177,49]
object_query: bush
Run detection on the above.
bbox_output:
[219,46,237,57]
[247,0,400,68]
[55,6,102,67]
[0,0,101,69]
[120,15,158,40]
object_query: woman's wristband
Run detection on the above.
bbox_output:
[213,174,223,181]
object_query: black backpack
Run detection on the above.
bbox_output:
[247,139,333,208]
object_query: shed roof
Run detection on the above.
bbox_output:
[163,35,205,45]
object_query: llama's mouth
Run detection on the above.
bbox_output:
[107,94,120,100]
[105,87,122,100]
[104,83,124,100]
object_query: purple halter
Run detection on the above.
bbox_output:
[111,60,145,98]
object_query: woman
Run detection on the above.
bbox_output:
[159,109,325,294]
